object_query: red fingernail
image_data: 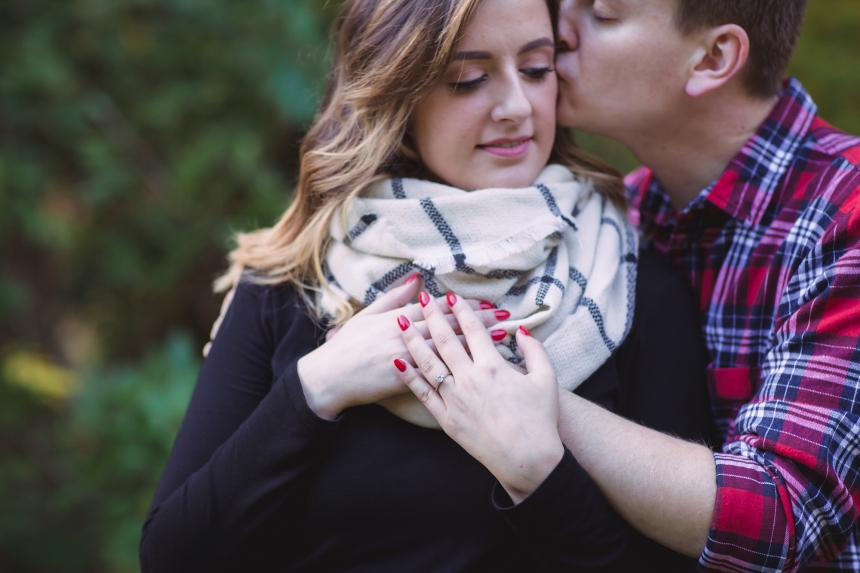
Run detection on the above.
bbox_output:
[446,292,457,306]
[479,301,495,310]
[419,292,430,307]
[491,330,507,341]
[494,309,510,320]
[519,325,531,336]
[397,315,410,331]
[394,359,407,372]
[405,273,419,285]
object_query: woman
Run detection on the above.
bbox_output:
[140,0,713,570]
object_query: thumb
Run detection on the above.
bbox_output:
[358,273,421,316]
[516,326,556,382]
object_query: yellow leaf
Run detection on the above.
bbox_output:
[2,350,78,401]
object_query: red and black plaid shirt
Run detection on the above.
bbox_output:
[627,78,860,572]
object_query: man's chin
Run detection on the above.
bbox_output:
[556,101,584,130]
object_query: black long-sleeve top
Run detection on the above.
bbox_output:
[140,250,714,572]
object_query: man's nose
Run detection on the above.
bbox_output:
[557,1,580,52]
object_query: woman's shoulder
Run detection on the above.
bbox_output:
[208,272,324,354]
[235,273,321,324]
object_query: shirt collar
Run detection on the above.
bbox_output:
[630,78,818,228]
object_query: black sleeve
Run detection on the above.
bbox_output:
[615,248,715,447]
[495,249,714,572]
[493,448,628,572]
[614,248,714,571]
[139,283,339,573]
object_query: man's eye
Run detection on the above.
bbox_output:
[592,10,617,23]
[450,75,487,92]
[522,67,554,80]
[592,2,617,23]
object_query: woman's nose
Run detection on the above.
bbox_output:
[491,80,532,123]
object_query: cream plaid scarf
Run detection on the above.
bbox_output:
[324,164,638,392]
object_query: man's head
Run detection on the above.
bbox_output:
[555,0,808,139]
[674,0,808,98]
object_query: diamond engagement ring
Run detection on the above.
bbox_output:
[435,372,452,384]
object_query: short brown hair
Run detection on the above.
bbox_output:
[674,0,808,97]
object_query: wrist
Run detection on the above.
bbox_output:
[297,353,343,420]
[499,439,565,505]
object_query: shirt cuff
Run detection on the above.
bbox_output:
[275,360,343,435]
[492,447,580,514]
[699,452,791,571]
[492,447,628,570]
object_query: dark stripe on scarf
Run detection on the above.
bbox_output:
[580,297,617,352]
[420,198,468,271]
[392,178,406,199]
[362,263,443,306]
[504,275,565,298]
[537,183,578,230]
[345,214,378,245]
[536,247,560,306]
[568,267,588,291]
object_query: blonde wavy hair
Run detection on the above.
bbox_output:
[216,0,625,324]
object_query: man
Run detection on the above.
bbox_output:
[397,0,860,569]
[553,0,860,570]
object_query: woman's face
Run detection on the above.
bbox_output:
[411,0,557,190]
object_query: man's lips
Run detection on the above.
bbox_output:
[477,137,532,158]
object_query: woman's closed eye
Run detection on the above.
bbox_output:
[449,67,553,92]
[450,75,488,92]
[522,66,554,81]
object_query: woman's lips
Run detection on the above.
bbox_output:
[477,138,531,159]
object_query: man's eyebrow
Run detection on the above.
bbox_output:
[452,37,555,61]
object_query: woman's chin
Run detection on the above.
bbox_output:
[447,164,547,191]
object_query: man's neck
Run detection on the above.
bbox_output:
[625,91,779,211]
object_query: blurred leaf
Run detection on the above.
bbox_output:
[2,350,78,402]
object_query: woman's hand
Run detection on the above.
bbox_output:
[394,292,564,504]
[297,277,509,420]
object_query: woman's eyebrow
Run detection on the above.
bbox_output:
[452,37,555,61]
[518,37,554,55]
[452,50,491,61]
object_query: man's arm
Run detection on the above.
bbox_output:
[556,391,717,557]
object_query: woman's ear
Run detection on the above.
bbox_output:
[685,24,749,98]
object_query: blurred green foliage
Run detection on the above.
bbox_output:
[1,334,197,573]
[1,0,858,571]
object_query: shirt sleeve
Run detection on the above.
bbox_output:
[492,448,628,572]
[139,283,340,573]
[700,195,860,571]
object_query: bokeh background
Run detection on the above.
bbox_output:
[1,1,858,571]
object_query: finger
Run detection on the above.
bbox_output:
[359,273,421,315]
[418,292,472,369]
[397,297,495,322]
[411,312,508,338]
[393,358,447,421]
[447,293,499,360]
[516,326,556,381]
[427,334,470,357]
[397,314,456,389]
[398,296,454,322]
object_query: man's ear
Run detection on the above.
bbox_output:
[685,24,749,98]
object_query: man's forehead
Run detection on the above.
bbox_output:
[612,0,679,20]
[601,0,675,12]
